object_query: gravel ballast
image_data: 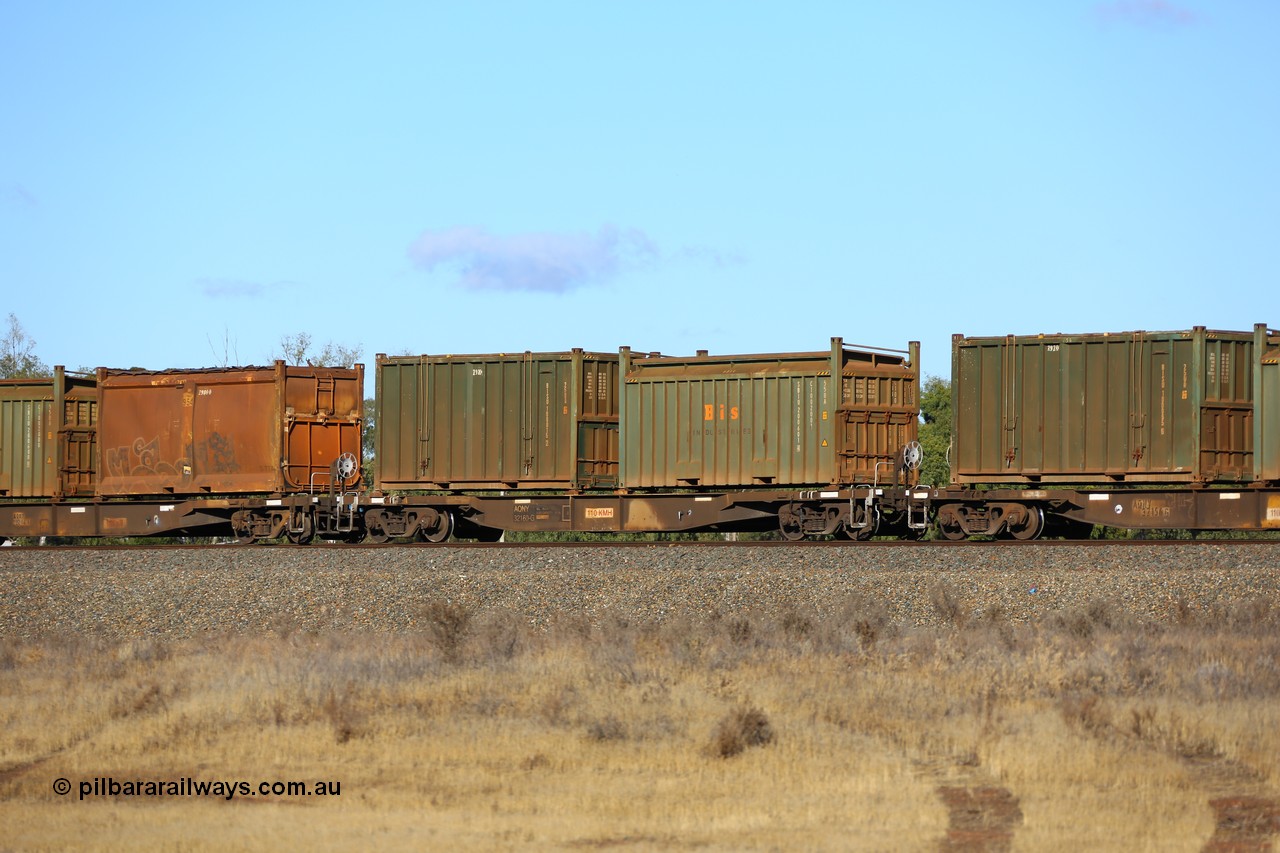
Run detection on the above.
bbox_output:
[1,542,1277,639]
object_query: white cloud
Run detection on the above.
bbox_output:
[408,225,658,293]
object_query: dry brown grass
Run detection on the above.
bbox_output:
[1,595,1278,851]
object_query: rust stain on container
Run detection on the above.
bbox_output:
[96,362,362,496]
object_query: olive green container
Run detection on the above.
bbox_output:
[376,350,621,490]
[0,367,97,498]
[951,325,1276,485]
[1258,326,1280,483]
[620,338,919,489]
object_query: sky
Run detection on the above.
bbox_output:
[2,1,1276,392]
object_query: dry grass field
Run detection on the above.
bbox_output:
[2,589,1279,851]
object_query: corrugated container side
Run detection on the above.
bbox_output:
[280,364,365,491]
[838,351,920,482]
[96,362,362,496]
[374,358,419,489]
[374,351,619,490]
[0,368,97,498]
[951,328,1260,485]
[0,377,57,497]
[621,339,918,489]
[60,370,98,496]
[1258,324,1280,483]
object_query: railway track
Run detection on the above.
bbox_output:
[3,535,1279,552]
[2,540,1276,640]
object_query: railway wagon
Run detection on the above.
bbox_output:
[0,367,97,499]
[620,338,921,489]
[376,349,623,491]
[362,338,926,543]
[96,362,364,496]
[950,325,1279,486]
[935,324,1280,539]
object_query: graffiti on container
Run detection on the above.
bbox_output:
[106,432,239,477]
[199,432,239,473]
[105,437,186,478]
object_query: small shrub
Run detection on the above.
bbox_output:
[421,599,472,663]
[1059,692,1111,736]
[930,582,969,628]
[322,684,366,744]
[587,715,627,742]
[711,706,775,758]
[781,611,813,641]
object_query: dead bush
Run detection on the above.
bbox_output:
[586,715,628,742]
[711,706,775,758]
[322,683,367,744]
[421,599,472,664]
[930,582,970,628]
[1059,692,1111,736]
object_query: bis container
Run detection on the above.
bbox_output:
[0,367,97,498]
[620,338,920,489]
[95,362,363,496]
[375,350,622,490]
[950,324,1278,485]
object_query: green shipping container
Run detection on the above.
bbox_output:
[1258,325,1280,484]
[375,350,621,490]
[620,338,919,489]
[951,325,1276,486]
[0,367,97,498]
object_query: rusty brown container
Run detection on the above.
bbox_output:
[95,362,363,496]
[376,349,621,490]
[620,338,920,489]
[951,326,1273,486]
[0,367,97,498]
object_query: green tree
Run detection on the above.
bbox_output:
[0,314,50,378]
[917,375,951,487]
[276,332,362,368]
[361,397,376,486]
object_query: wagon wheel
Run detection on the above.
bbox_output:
[417,510,453,544]
[232,512,258,545]
[1007,506,1044,541]
[778,507,805,541]
[286,512,315,545]
[934,506,968,541]
[364,511,391,545]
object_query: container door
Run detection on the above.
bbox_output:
[191,376,277,492]
[1258,339,1279,482]
[282,368,363,491]
[0,394,54,496]
[576,422,618,487]
[1198,336,1254,482]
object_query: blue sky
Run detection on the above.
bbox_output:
[2,2,1275,391]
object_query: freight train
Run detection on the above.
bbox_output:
[1,325,1277,544]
